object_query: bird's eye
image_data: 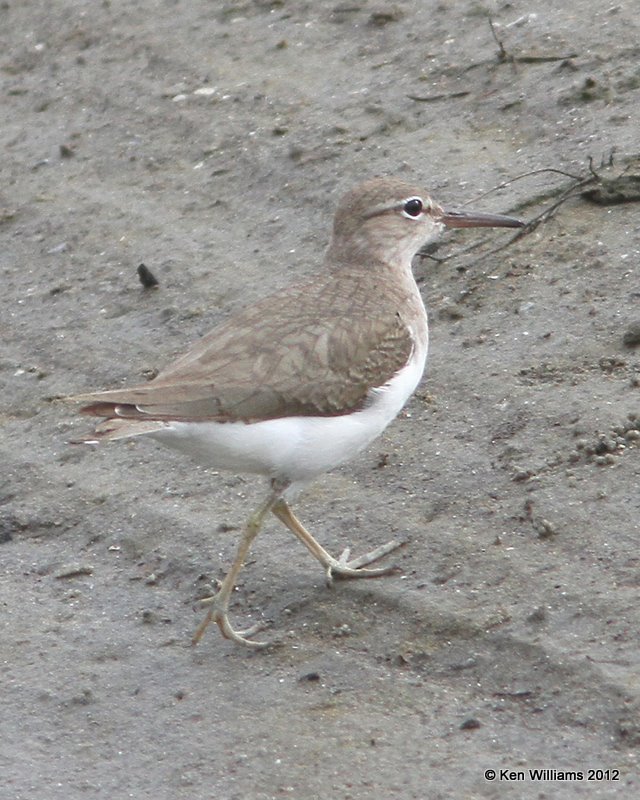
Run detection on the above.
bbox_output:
[402,197,424,218]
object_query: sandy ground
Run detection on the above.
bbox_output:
[2,1,640,798]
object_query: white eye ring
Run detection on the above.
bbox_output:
[402,197,425,219]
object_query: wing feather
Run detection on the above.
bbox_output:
[74,270,421,423]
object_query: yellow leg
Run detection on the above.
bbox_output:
[271,499,404,586]
[192,487,282,648]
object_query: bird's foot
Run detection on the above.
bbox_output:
[325,539,405,586]
[192,595,271,649]
[270,500,406,588]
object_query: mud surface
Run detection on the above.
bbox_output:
[2,2,640,798]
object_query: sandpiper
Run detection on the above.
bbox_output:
[72,177,524,647]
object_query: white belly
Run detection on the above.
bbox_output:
[149,337,427,484]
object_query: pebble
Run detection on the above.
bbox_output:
[47,242,68,254]
[535,518,557,538]
[193,86,217,96]
[137,263,159,289]
[298,671,321,683]
[622,322,640,347]
[54,563,94,579]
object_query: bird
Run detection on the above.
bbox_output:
[72,177,524,648]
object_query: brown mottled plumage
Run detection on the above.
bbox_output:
[76,267,419,424]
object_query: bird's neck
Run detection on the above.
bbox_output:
[325,237,416,281]
[323,241,428,338]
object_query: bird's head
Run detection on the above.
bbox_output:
[328,177,524,269]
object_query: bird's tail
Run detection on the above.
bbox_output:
[71,417,168,444]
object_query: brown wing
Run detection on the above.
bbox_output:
[75,270,416,423]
